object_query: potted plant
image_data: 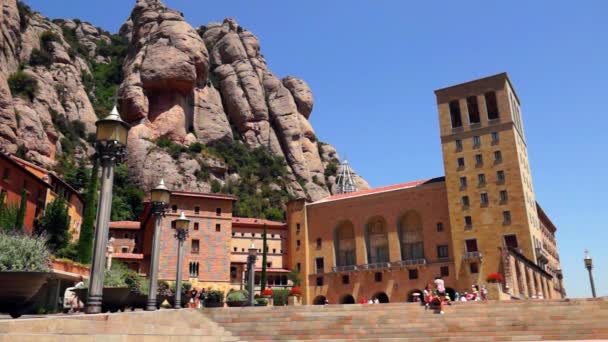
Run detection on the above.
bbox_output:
[203,290,224,308]
[156,281,173,308]
[167,281,192,307]
[73,262,133,312]
[0,232,52,318]
[485,272,504,300]
[288,286,302,306]
[255,297,268,306]
[261,288,274,306]
[127,276,148,310]
[226,289,248,307]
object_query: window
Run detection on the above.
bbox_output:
[233,247,237,252]
[449,100,463,128]
[480,193,488,206]
[315,257,324,273]
[437,245,449,258]
[296,262,301,272]
[296,223,301,234]
[461,196,470,208]
[374,272,383,282]
[457,157,465,169]
[500,190,508,203]
[494,151,502,163]
[478,173,486,186]
[465,239,478,253]
[296,240,301,249]
[215,224,221,232]
[191,239,200,254]
[503,211,512,224]
[121,247,128,253]
[189,262,199,278]
[440,266,450,277]
[469,262,479,274]
[504,234,519,249]
[194,206,200,214]
[171,205,177,213]
[464,216,473,229]
[266,262,272,268]
[467,96,480,124]
[342,275,350,284]
[240,232,245,236]
[316,277,324,286]
[436,222,444,232]
[124,233,129,239]
[241,248,244,252]
[485,91,499,120]
[171,221,176,228]
[272,248,277,254]
[194,222,199,230]
[459,177,467,189]
[316,238,322,249]
[215,208,221,216]
[475,154,483,167]
[408,269,418,280]
[473,136,481,148]
[455,139,463,151]
[491,132,500,144]
[497,170,505,184]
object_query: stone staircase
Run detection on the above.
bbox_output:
[0,309,239,341]
[201,298,608,341]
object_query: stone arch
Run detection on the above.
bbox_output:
[398,211,424,260]
[340,294,355,304]
[365,216,389,264]
[312,295,327,305]
[334,220,356,267]
[372,292,390,303]
[407,289,423,303]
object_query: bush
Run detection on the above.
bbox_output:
[8,71,38,100]
[255,297,268,306]
[0,200,19,232]
[170,281,192,295]
[98,261,138,288]
[158,281,172,296]
[289,286,302,297]
[34,197,71,253]
[226,289,248,302]
[0,232,51,271]
[29,48,53,67]
[205,290,224,304]
[272,288,290,306]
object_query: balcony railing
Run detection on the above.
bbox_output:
[360,262,391,270]
[393,259,427,267]
[536,247,549,263]
[332,265,358,272]
[463,251,482,261]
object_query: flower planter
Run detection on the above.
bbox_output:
[226,300,248,307]
[164,294,190,308]
[128,292,148,310]
[0,272,50,318]
[288,295,301,306]
[203,301,224,308]
[73,287,131,313]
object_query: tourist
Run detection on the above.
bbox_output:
[373,298,379,304]
[325,298,329,305]
[65,276,85,313]
[480,285,488,300]
[189,288,198,308]
[537,292,544,300]
[367,299,373,304]
[434,276,446,314]
[423,283,434,309]
[454,291,460,302]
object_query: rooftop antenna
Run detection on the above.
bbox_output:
[335,157,357,194]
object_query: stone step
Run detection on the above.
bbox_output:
[0,333,241,342]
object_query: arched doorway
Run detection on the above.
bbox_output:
[312,295,327,305]
[372,292,389,303]
[446,287,456,301]
[340,294,355,304]
[407,289,423,303]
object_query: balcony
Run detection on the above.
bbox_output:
[536,247,549,263]
[393,259,427,267]
[360,262,391,271]
[463,251,482,261]
[332,265,358,273]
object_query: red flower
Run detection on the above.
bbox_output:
[486,272,503,283]
[261,288,274,296]
[289,286,302,296]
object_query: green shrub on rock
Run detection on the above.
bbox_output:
[8,71,38,100]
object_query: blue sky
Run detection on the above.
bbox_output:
[26,0,607,298]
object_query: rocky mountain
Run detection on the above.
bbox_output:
[0,0,368,219]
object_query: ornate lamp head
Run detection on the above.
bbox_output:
[584,249,593,269]
[151,178,171,204]
[173,211,190,240]
[248,241,257,256]
[95,106,130,146]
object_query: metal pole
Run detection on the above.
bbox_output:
[587,267,597,298]
[85,158,115,314]
[174,236,184,309]
[248,254,256,306]
[146,213,163,311]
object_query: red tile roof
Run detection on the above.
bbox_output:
[232,217,286,228]
[112,253,144,260]
[109,221,141,230]
[313,178,437,204]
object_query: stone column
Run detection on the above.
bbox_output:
[517,261,528,298]
[526,267,536,298]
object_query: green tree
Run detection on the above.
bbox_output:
[77,160,98,263]
[15,189,27,232]
[260,224,268,291]
[36,197,71,253]
[111,164,144,221]
[0,193,19,232]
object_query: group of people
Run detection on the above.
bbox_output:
[453,284,489,302]
[421,277,491,314]
[359,297,380,304]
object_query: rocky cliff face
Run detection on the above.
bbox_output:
[0,0,368,216]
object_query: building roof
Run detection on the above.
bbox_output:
[109,221,141,230]
[171,190,238,201]
[311,177,445,205]
[0,152,51,189]
[232,217,286,228]
[433,72,521,104]
[112,253,144,260]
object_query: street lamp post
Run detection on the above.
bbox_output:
[86,106,130,314]
[247,243,257,306]
[584,250,596,298]
[146,179,171,311]
[173,212,190,309]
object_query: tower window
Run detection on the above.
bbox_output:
[480,192,489,206]
[491,132,500,144]
[296,223,301,234]
[437,245,449,258]
[459,177,467,189]
[436,222,444,232]
[473,136,481,148]
[497,170,505,184]
[500,190,508,203]
[315,257,324,273]
[475,154,483,167]
[408,269,418,280]
[465,239,478,253]
[467,96,480,124]
[494,151,503,163]
[485,91,499,120]
[469,262,479,274]
[296,240,301,249]
[504,234,519,249]
[316,238,322,249]
[461,196,470,208]
[503,211,512,224]
[191,239,200,254]
[478,174,486,186]
[215,224,221,232]
[449,100,463,128]
[455,139,463,151]
[297,262,301,272]
[464,216,473,229]
[457,157,465,170]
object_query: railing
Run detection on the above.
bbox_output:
[463,251,482,260]
[360,262,391,270]
[393,259,427,267]
[536,247,549,263]
[332,265,358,272]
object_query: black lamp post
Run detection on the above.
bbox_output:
[86,106,130,314]
[584,250,596,298]
[247,242,258,306]
[146,179,171,311]
[173,211,190,309]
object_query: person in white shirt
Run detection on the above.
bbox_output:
[434,277,446,314]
